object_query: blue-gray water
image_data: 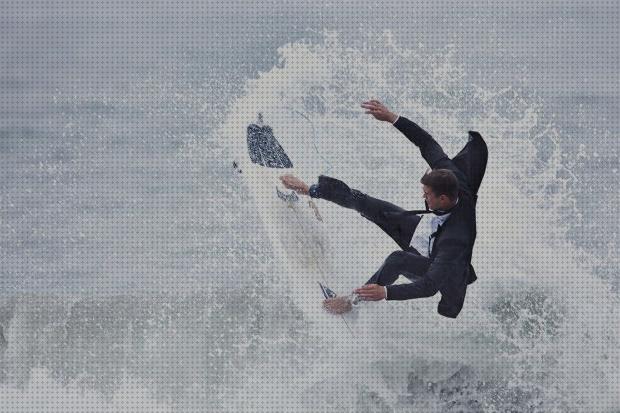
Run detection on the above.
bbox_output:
[1,1,618,411]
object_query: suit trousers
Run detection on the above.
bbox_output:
[365,250,432,286]
[351,190,422,252]
[349,191,433,286]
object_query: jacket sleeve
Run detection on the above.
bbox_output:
[393,116,453,170]
[385,237,467,300]
[393,116,471,193]
[308,175,359,209]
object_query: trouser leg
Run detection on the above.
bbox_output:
[365,250,432,286]
[315,175,422,249]
[352,193,422,250]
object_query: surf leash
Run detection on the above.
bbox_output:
[318,281,355,337]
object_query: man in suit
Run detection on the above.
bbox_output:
[281,100,487,318]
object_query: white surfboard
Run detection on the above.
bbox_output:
[234,113,329,286]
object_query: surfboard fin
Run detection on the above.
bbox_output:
[276,187,299,204]
[318,282,337,299]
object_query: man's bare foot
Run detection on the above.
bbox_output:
[322,296,353,315]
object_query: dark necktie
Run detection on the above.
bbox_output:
[428,224,442,256]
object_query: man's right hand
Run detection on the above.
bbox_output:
[322,296,353,315]
[361,100,398,123]
[280,175,310,195]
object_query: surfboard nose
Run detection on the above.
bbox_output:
[246,118,293,168]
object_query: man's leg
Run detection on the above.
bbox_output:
[353,193,422,250]
[315,175,422,249]
[365,250,432,286]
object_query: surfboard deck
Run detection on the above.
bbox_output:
[235,113,328,279]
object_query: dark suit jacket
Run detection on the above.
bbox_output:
[387,116,487,317]
[309,116,487,318]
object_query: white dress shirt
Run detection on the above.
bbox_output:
[380,211,453,300]
[428,212,452,254]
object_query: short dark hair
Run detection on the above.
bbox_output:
[420,169,459,200]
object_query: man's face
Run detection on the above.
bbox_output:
[422,184,445,210]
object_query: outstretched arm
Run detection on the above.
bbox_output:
[392,116,452,170]
[361,100,452,170]
[386,237,468,300]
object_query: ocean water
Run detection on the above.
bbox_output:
[1,2,618,412]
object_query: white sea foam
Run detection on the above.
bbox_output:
[1,30,617,412]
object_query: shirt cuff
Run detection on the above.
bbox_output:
[383,286,388,300]
[308,183,320,198]
[391,115,400,125]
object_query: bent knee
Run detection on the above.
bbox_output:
[386,250,408,262]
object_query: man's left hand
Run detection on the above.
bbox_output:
[354,284,386,301]
[280,174,310,195]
